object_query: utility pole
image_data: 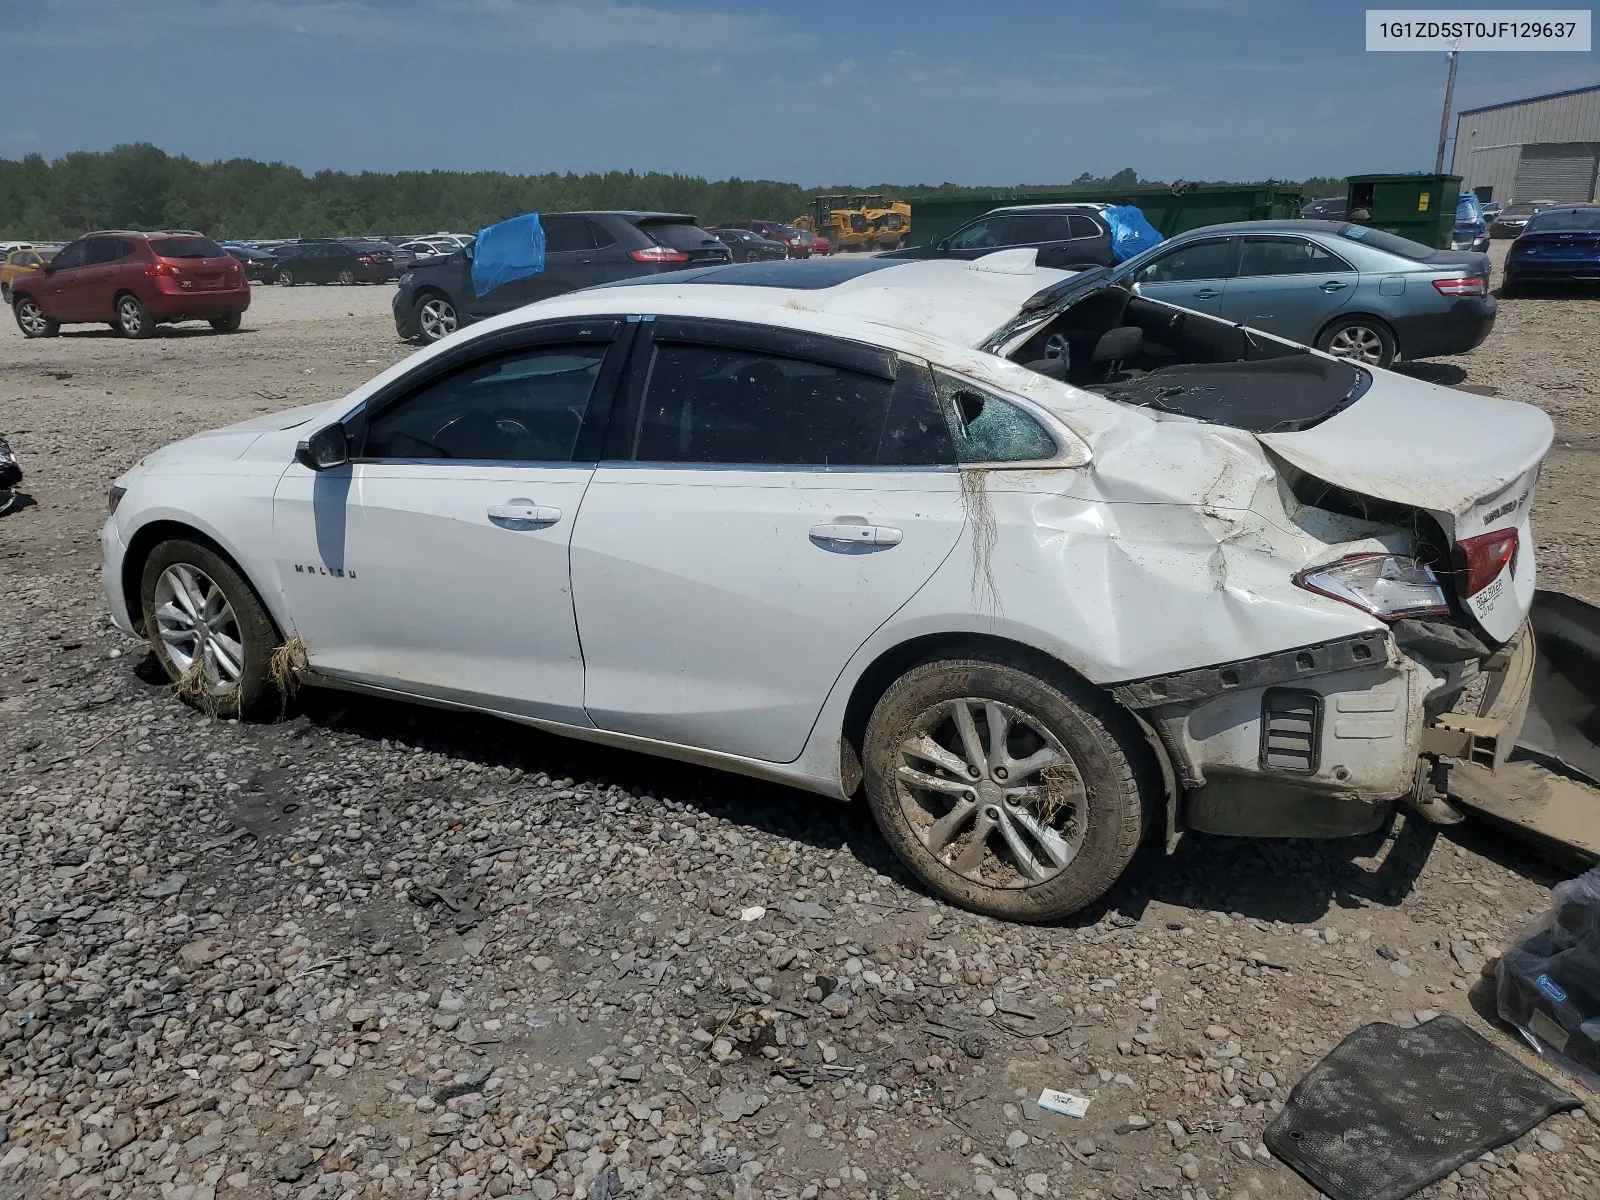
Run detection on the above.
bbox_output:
[1435,46,1460,174]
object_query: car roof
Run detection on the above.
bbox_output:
[486,254,1076,352]
[1165,219,1353,236]
[987,202,1110,215]
[79,229,205,238]
[565,210,698,222]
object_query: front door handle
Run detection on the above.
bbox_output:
[488,502,561,525]
[810,522,902,547]
[1319,280,1349,292]
[1193,287,1222,299]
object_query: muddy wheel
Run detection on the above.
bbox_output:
[1316,316,1396,367]
[13,296,58,338]
[115,293,154,339]
[140,539,280,720]
[863,653,1149,922]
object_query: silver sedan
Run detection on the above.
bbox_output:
[1111,220,1496,367]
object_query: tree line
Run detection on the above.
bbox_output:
[0,144,1338,241]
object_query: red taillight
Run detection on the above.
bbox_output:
[359,255,377,264]
[145,261,179,278]
[1433,276,1486,297]
[629,246,689,263]
[1458,528,1518,597]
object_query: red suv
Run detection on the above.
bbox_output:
[11,230,249,339]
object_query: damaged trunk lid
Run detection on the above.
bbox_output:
[1259,370,1552,644]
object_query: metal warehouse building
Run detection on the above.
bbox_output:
[1451,83,1600,204]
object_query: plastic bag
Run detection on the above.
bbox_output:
[471,212,546,299]
[1497,864,1600,1091]
[1104,205,1164,263]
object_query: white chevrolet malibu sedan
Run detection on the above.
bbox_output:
[103,252,1552,921]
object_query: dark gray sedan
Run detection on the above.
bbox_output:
[1110,220,1495,366]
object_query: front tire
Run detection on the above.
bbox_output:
[140,539,279,720]
[336,268,355,285]
[415,293,458,343]
[115,293,154,339]
[210,312,242,333]
[1315,316,1396,367]
[276,268,295,286]
[863,654,1149,922]
[13,297,58,338]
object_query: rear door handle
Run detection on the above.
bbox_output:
[1193,287,1222,299]
[810,523,902,547]
[1319,280,1349,291]
[488,503,561,524]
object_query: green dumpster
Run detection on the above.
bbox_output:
[905,182,1305,249]
[1344,173,1460,250]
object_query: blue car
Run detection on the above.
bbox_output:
[1452,193,1490,252]
[1110,220,1495,367]
[1503,204,1600,295]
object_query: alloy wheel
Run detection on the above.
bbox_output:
[118,297,144,336]
[894,697,1086,887]
[153,563,245,694]
[16,299,48,336]
[419,298,457,341]
[337,268,355,285]
[1325,325,1385,364]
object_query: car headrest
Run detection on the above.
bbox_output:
[1092,326,1144,363]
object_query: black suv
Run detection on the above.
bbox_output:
[879,204,1116,269]
[394,211,731,343]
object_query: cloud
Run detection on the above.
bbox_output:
[817,58,859,86]
[22,0,809,55]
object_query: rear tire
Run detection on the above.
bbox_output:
[1315,316,1396,367]
[13,297,58,338]
[210,312,242,333]
[115,293,154,339]
[863,653,1149,922]
[336,268,355,285]
[139,539,280,721]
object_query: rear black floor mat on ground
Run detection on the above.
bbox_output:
[1265,1015,1580,1200]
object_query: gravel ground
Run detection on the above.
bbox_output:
[2,266,1600,1200]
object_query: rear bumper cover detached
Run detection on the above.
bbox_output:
[1112,621,1536,840]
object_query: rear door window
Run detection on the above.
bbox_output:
[633,341,894,466]
[587,219,617,249]
[1237,237,1350,277]
[1013,214,1074,244]
[541,216,590,254]
[85,238,125,265]
[1067,214,1103,239]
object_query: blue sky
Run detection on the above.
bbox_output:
[5,0,1597,185]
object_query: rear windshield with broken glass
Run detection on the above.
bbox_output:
[150,237,226,259]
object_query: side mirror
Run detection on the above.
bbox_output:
[295,425,349,471]
[40,261,56,275]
